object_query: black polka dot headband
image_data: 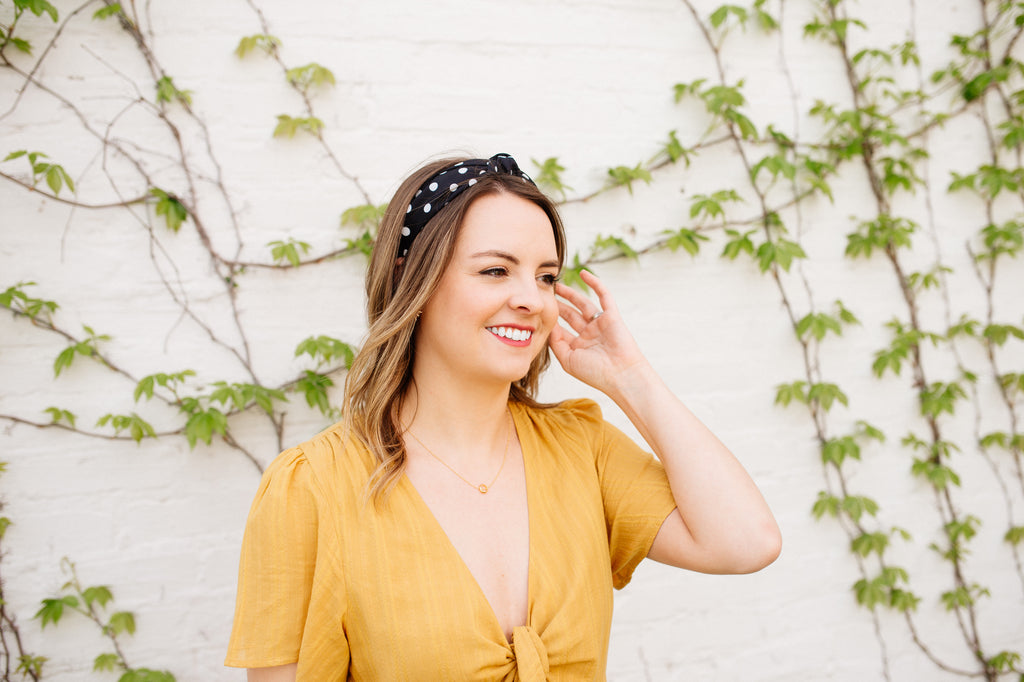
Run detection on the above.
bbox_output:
[398,153,535,258]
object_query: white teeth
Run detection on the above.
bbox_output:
[488,326,532,341]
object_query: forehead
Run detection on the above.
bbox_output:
[455,192,558,258]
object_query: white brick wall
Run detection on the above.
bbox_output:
[2,0,1022,679]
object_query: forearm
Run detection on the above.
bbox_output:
[608,360,781,573]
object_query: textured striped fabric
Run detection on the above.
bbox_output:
[225,399,677,680]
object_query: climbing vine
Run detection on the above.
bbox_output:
[1,0,1022,679]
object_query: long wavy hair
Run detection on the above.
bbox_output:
[342,156,568,504]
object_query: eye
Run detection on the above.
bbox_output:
[538,272,560,286]
[480,267,508,278]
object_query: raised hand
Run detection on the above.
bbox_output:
[548,270,648,396]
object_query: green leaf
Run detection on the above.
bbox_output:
[234,34,281,58]
[962,71,994,102]
[940,584,989,610]
[796,312,843,342]
[662,227,708,256]
[822,436,860,466]
[751,153,797,185]
[851,531,889,557]
[92,4,122,20]
[184,408,227,448]
[341,203,387,233]
[660,130,692,165]
[841,495,880,522]
[273,114,324,139]
[16,655,47,677]
[559,254,590,291]
[753,1,778,31]
[983,323,1024,346]
[133,370,194,401]
[911,458,961,490]
[919,381,967,418]
[35,597,74,627]
[845,215,917,258]
[606,164,652,195]
[150,189,188,232]
[14,0,58,21]
[853,577,886,609]
[44,406,77,428]
[286,63,336,90]
[155,76,192,106]
[0,516,11,539]
[977,220,1023,260]
[709,5,748,29]
[774,380,807,407]
[855,420,885,442]
[53,347,77,377]
[726,109,758,139]
[268,238,311,267]
[689,189,742,223]
[531,157,572,198]
[807,382,848,411]
[811,491,839,519]
[1005,526,1024,545]
[944,515,980,545]
[93,653,120,672]
[296,370,334,415]
[82,585,113,609]
[108,611,136,636]
[0,281,59,319]
[9,36,32,53]
[721,229,756,260]
[592,234,638,261]
[755,238,806,272]
[295,335,356,369]
[987,651,1022,674]
[96,413,156,443]
[890,587,921,612]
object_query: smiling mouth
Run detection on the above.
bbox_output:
[486,326,533,342]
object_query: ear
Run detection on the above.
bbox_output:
[392,257,406,289]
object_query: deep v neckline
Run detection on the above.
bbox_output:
[400,404,534,645]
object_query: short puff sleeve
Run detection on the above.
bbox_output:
[225,447,349,677]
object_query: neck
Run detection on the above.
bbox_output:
[402,366,513,466]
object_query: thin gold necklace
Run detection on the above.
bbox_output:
[405,410,512,494]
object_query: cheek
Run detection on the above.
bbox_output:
[539,292,559,333]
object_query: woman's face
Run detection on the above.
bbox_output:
[414,191,560,389]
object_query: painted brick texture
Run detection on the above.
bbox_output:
[1,0,1023,680]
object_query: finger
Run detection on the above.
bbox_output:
[578,270,619,317]
[557,300,590,335]
[555,281,599,320]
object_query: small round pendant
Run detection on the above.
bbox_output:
[477,484,489,494]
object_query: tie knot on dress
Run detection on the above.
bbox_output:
[509,625,549,681]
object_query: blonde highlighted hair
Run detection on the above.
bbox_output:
[341,156,567,504]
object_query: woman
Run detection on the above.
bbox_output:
[225,153,781,680]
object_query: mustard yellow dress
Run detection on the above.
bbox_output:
[225,399,677,680]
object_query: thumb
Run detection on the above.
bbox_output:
[547,325,571,368]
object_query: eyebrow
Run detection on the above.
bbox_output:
[470,250,560,270]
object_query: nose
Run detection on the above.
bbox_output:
[508,273,545,312]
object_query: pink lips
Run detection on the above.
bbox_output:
[486,325,534,347]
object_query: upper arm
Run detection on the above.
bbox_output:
[226,451,320,668]
[647,506,782,574]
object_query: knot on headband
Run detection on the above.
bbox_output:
[398,153,535,257]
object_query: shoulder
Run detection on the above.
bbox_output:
[514,397,603,428]
[512,398,609,454]
[258,421,374,505]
